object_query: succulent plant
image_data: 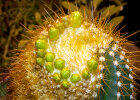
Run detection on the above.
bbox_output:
[7,2,139,100]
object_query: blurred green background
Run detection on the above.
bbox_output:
[0,0,128,98]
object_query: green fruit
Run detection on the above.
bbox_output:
[35,39,47,49]
[62,80,71,88]
[62,16,69,28]
[70,11,83,28]
[36,57,45,66]
[45,52,55,62]
[38,35,47,40]
[70,74,81,83]
[82,68,91,79]
[55,22,64,33]
[53,72,61,82]
[54,58,65,70]
[36,49,46,57]
[87,58,98,71]
[60,67,71,79]
[45,62,54,72]
[48,27,59,41]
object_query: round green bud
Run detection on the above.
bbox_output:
[36,49,46,57]
[62,16,69,28]
[36,57,45,66]
[55,22,64,34]
[70,11,83,28]
[38,35,47,40]
[45,52,55,62]
[82,68,91,79]
[48,27,59,41]
[70,74,81,83]
[87,58,98,71]
[53,72,61,82]
[60,67,71,79]
[45,62,54,72]
[62,80,71,88]
[35,39,47,49]
[54,58,65,70]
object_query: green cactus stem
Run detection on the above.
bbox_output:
[99,43,132,100]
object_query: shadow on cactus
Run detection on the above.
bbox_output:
[7,1,140,100]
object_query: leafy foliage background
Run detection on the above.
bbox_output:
[0,0,126,98]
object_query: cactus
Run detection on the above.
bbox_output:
[99,43,133,100]
[8,4,139,100]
